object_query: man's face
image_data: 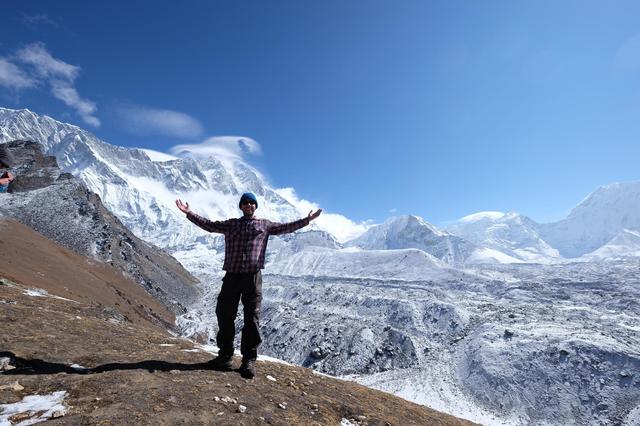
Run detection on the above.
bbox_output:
[240,201,256,216]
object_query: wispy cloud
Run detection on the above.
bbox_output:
[0,58,37,90]
[0,42,100,127]
[17,43,78,80]
[117,105,204,139]
[21,14,60,30]
[170,136,261,160]
[50,81,100,127]
[275,187,371,243]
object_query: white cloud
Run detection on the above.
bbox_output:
[170,136,261,160]
[50,80,99,127]
[274,187,372,243]
[5,42,100,127]
[0,58,37,90]
[118,105,204,139]
[21,14,60,30]
[17,42,78,80]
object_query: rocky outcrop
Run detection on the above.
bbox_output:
[0,140,200,314]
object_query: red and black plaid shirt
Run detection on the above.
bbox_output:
[187,212,310,273]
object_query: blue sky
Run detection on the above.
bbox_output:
[2,0,640,226]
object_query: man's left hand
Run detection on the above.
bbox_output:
[308,209,322,221]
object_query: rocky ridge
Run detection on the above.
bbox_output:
[0,140,199,314]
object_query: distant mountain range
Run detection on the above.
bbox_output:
[3,106,639,266]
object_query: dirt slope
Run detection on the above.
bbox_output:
[0,216,175,331]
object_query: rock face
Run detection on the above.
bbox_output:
[0,278,473,426]
[0,140,200,314]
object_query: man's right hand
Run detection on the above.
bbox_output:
[175,199,191,214]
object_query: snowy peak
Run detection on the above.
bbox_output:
[346,215,476,266]
[538,181,640,258]
[569,182,640,220]
[458,211,507,223]
[446,211,559,262]
[0,107,318,250]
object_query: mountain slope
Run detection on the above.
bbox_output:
[0,277,474,426]
[537,182,640,258]
[445,211,560,263]
[346,215,477,266]
[0,216,175,331]
[0,140,199,314]
[581,228,640,260]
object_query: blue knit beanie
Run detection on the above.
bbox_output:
[239,192,258,209]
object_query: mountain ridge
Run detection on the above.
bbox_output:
[0,140,200,314]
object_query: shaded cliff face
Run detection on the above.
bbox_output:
[0,140,200,314]
[0,279,474,426]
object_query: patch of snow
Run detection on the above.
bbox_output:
[23,288,47,297]
[0,391,67,426]
[459,211,506,223]
[624,405,640,426]
[69,364,88,371]
[466,247,524,264]
[21,288,76,302]
[137,148,179,162]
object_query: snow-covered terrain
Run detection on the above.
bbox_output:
[346,215,478,266]
[2,107,640,425]
[445,211,561,263]
[581,229,640,261]
[537,182,640,258]
[0,107,360,251]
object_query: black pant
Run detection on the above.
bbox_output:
[215,271,262,361]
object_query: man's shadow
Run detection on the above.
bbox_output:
[0,351,237,375]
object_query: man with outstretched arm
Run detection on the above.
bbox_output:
[176,192,322,378]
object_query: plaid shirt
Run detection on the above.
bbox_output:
[187,212,310,273]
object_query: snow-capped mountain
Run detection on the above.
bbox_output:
[537,182,640,258]
[0,140,199,314]
[581,228,640,261]
[445,211,560,263]
[0,108,318,251]
[345,215,478,266]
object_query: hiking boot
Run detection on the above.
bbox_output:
[207,354,233,370]
[239,358,256,379]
